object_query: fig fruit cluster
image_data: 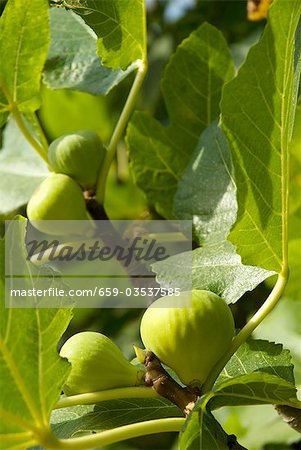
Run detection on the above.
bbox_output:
[27,130,105,235]
[140,289,235,388]
[58,290,234,399]
[60,331,145,395]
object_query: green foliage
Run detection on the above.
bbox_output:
[153,241,274,304]
[254,298,301,385]
[39,87,114,142]
[180,338,299,450]
[0,0,300,449]
[51,397,183,438]
[0,120,49,217]
[44,8,135,94]
[174,122,236,244]
[0,220,72,449]
[180,409,229,450]
[65,0,147,70]
[127,23,234,218]
[221,0,301,272]
[217,339,295,386]
[0,0,50,112]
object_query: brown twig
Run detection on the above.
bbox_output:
[142,351,198,416]
[275,405,301,434]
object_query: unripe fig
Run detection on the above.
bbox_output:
[27,173,92,235]
[48,131,106,189]
[140,290,235,388]
[60,331,145,395]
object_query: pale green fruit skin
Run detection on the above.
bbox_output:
[27,173,91,235]
[48,131,105,189]
[140,290,235,387]
[60,331,145,395]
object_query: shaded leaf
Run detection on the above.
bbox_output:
[128,23,235,218]
[0,120,49,216]
[44,8,135,95]
[152,241,274,304]
[174,122,237,245]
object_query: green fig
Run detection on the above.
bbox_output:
[27,173,93,236]
[140,290,235,388]
[60,332,145,395]
[48,131,105,190]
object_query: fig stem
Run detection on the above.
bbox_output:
[203,269,289,392]
[31,111,49,149]
[95,59,148,205]
[143,351,199,416]
[11,104,49,164]
[54,386,159,410]
[40,418,185,450]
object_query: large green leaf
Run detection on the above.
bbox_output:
[152,241,274,304]
[253,298,301,385]
[0,0,50,112]
[0,219,72,449]
[180,337,298,450]
[216,339,295,387]
[209,373,298,410]
[0,120,49,217]
[44,8,135,95]
[127,23,235,218]
[221,0,301,272]
[180,408,229,450]
[63,0,146,70]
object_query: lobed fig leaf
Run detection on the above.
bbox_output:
[60,331,145,395]
[48,130,106,190]
[140,290,235,388]
[27,173,92,235]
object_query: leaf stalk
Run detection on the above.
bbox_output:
[11,104,48,163]
[95,59,148,204]
[43,418,185,450]
[203,268,289,393]
[54,386,159,410]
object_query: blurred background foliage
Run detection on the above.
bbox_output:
[0,1,300,449]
